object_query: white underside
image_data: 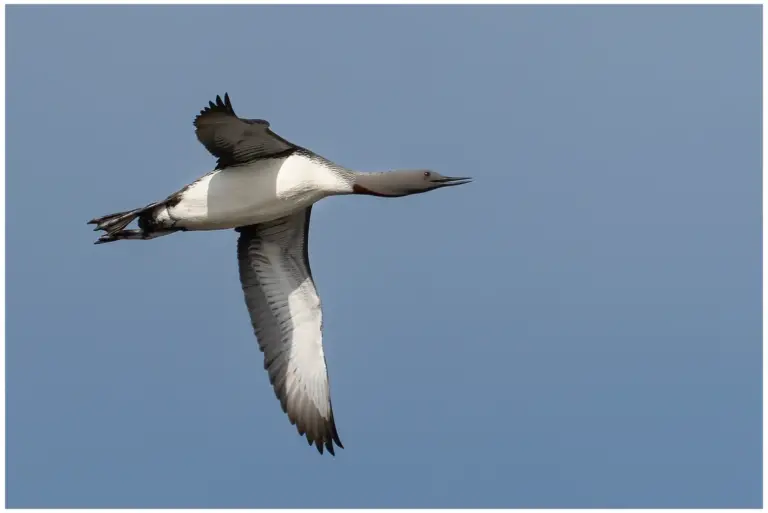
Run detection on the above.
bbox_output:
[158,154,352,231]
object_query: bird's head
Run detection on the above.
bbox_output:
[352,170,472,197]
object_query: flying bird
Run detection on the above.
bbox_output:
[89,93,471,455]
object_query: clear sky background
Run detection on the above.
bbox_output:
[5,5,762,508]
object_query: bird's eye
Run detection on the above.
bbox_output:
[423,171,431,178]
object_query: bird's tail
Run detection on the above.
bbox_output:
[88,208,142,235]
[88,203,173,244]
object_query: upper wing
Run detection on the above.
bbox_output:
[194,93,297,169]
[236,208,343,455]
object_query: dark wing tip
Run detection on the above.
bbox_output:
[300,416,343,456]
[194,92,236,126]
[317,423,343,456]
[320,409,343,456]
[329,408,343,448]
[311,437,339,456]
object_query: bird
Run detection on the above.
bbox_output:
[88,93,471,455]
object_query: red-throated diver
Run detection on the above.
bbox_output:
[89,93,471,455]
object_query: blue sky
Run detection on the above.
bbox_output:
[5,5,762,508]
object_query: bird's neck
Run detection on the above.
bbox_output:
[349,171,406,197]
[298,154,404,197]
[290,153,357,196]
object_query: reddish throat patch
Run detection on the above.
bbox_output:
[353,184,395,197]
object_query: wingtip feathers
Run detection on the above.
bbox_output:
[194,92,236,126]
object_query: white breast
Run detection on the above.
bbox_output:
[162,154,351,231]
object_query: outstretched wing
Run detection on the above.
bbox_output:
[194,93,297,169]
[236,208,343,455]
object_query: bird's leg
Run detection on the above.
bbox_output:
[94,228,178,244]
